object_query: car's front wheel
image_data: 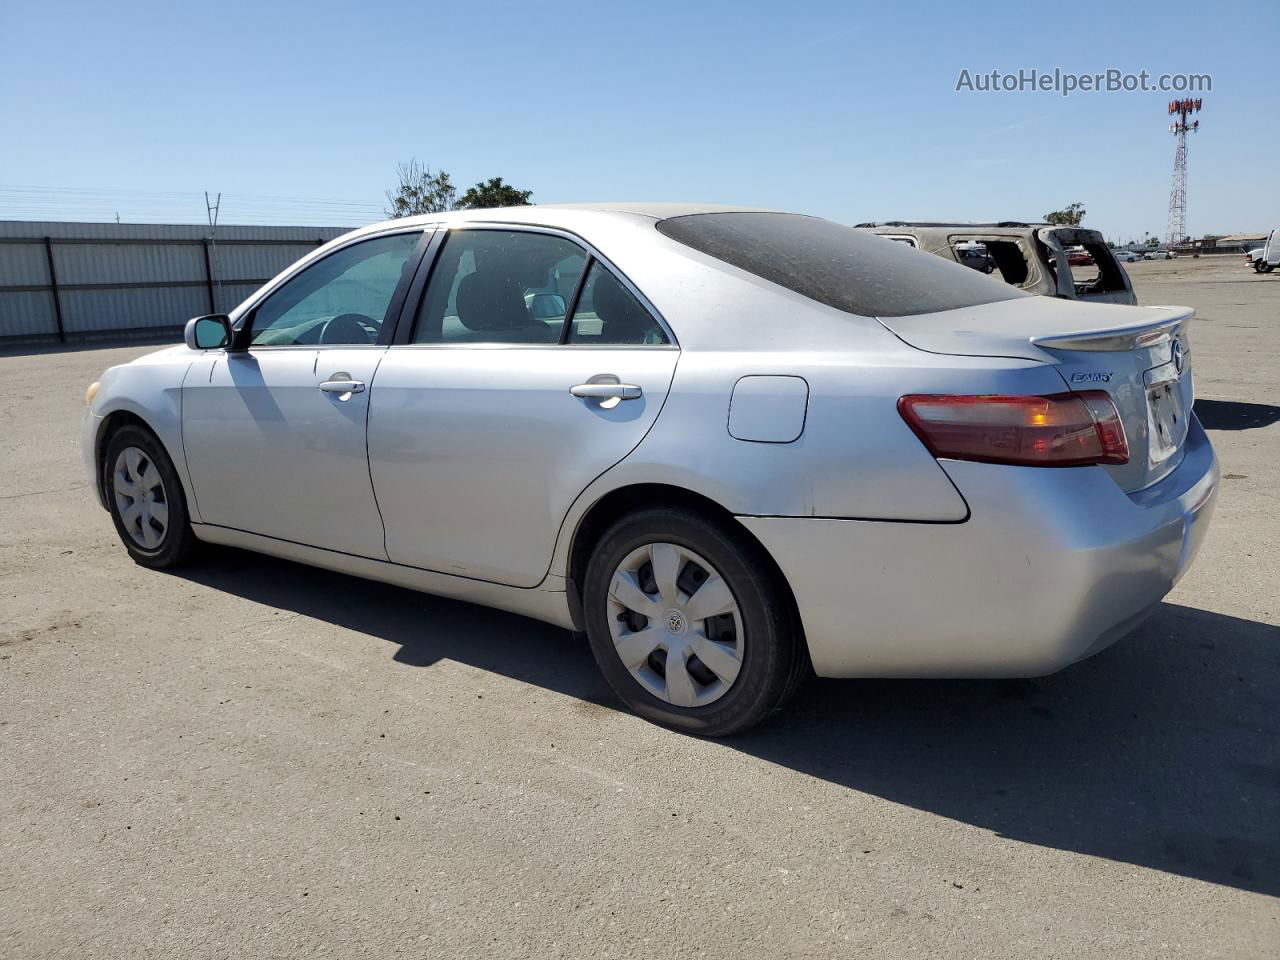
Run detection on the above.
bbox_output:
[583,507,805,736]
[103,424,198,568]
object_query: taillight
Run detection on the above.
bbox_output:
[897,391,1129,466]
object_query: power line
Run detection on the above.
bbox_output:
[0,183,385,208]
[0,183,386,225]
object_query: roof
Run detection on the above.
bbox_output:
[530,202,771,219]
[1212,233,1269,243]
[364,202,770,232]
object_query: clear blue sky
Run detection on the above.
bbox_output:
[2,0,1276,241]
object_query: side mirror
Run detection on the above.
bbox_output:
[185,314,232,350]
[528,292,567,320]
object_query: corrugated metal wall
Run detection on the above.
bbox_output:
[0,221,354,343]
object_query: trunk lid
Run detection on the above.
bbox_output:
[878,298,1195,492]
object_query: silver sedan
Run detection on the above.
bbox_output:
[82,204,1219,735]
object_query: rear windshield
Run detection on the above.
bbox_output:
[656,212,1027,317]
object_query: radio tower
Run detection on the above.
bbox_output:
[1165,98,1202,249]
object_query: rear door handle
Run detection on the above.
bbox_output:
[570,383,642,401]
[319,373,366,399]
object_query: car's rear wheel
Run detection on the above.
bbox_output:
[103,424,197,568]
[583,507,804,736]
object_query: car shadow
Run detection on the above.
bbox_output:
[174,549,1280,897]
[1194,399,1280,431]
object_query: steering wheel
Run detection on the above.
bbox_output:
[319,313,377,345]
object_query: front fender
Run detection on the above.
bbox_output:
[88,353,202,523]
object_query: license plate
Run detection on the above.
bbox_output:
[1146,365,1187,464]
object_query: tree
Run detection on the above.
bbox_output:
[1043,202,1086,226]
[457,177,534,209]
[385,160,457,218]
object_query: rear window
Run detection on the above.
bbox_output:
[656,212,1027,317]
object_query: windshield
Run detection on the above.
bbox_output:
[656,212,1027,317]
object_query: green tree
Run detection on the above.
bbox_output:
[385,159,457,218]
[1043,202,1086,226]
[458,177,533,209]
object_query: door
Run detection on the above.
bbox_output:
[183,230,425,557]
[368,228,679,587]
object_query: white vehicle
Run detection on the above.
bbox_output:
[1115,250,1140,263]
[1256,229,1279,274]
[1245,246,1265,271]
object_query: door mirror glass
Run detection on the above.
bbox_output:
[185,314,231,350]
[527,292,567,321]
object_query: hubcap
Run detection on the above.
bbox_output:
[606,542,744,708]
[112,446,168,550]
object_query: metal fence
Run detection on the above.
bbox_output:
[0,221,354,344]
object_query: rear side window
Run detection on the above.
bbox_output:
[1070,241,1129,296]
[949,238,1031,286]
[567,262,669,345]
[656,212,1027,317]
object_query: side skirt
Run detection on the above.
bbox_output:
[190,523,576,630]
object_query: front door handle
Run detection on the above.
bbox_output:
[570,382,642,401]
[319,373,366,399]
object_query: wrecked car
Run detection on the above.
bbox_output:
[855,222,1137,305]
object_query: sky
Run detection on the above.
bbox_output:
[2,0,1276,242]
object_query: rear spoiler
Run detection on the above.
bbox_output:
[1033,307,1193,352]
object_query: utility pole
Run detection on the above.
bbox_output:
[205,191,222,311]
[1165,98,1202,250]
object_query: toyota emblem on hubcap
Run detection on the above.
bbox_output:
[666,610,687,634]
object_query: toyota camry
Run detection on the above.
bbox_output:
[82,204,1219,735]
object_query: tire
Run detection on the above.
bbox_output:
[582,507,804,736]
[1262,263,1275,274]
[103,424,198,568]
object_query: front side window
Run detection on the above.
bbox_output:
[249,232,422,346]
[567,262,669,345]
[413,230,587,344]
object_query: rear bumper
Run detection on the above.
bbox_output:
[738,417,1218,678]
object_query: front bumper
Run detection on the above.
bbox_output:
[739,417,1218,678]
[81,409,106,509]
